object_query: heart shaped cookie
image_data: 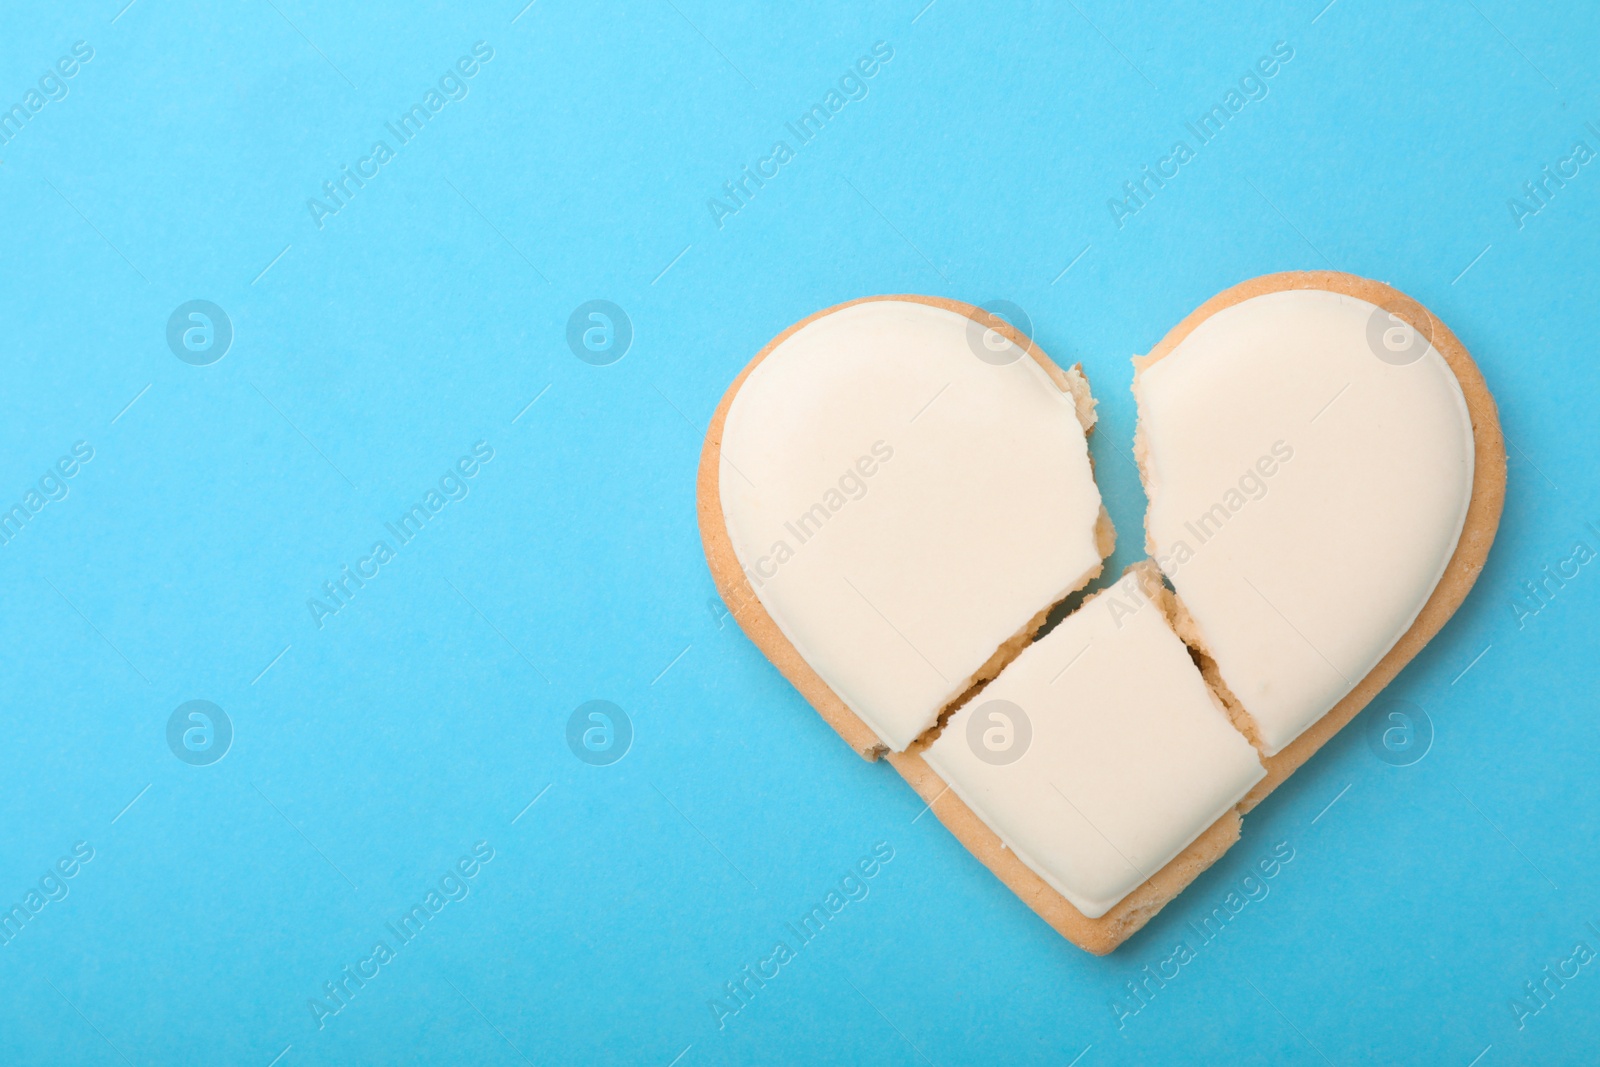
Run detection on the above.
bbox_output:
[697,272,1505,954]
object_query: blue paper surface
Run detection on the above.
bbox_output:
[2,1,1598,1064]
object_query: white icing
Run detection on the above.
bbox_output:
[1136,288,1475,755]
[924,572,1265,919]
[718,299,1104,751]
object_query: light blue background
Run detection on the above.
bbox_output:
[2,1,1597,1064]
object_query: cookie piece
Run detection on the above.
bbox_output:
[1135,284,1476,756]
[1132,275,1504,809]
[701,296,1112,755]
[921,563,1264,921]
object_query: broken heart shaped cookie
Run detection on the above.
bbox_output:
[697,273,1504,954]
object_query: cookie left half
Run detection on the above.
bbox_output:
[698,295,1113,757]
